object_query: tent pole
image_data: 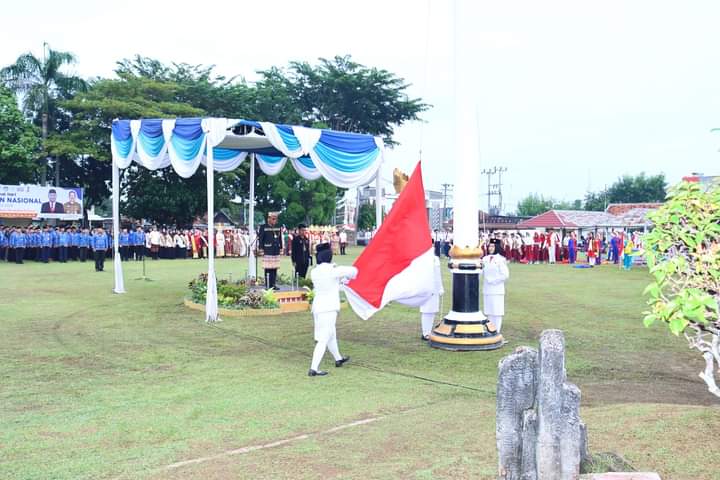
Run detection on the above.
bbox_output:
[375,171,382,229]
[248,153,257,280]
[205,141,218,322]
[112,158,125,294]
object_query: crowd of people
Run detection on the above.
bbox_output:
[434,229,643,268]
[0,222,351,271]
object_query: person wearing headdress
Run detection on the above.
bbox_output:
[482,238,510,333]
[308,243,356,377]
[258,212,283,289]
[291,223,312,279]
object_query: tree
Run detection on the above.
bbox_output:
[583,190,607,211]
[252,55,428,223]
[584,173,667,211]
[58,62,244,217]
[0,86,40,183]
[1,44,86,185]
[58,55,427,224]
[607,173,666,203]
[254,167,339,228]
[357,202,377,230]
[256,55,428,143]
[642,181,720,397]
[516,193,579,217]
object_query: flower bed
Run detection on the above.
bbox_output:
[186,273,311,315]
[188,273,281,310]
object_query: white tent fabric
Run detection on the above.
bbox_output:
[110,117,385,322]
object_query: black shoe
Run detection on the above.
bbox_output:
[421,335,430,341]
[308,369,328,376]
[335,356,350,368]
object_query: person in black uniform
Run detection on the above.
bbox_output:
[291,224,312,279]
[258,212,283,289]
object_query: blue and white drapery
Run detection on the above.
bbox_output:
[110,117,385,322]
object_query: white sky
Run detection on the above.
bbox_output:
[3,0,720,213]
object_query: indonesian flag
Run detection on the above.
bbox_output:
[344,162,436,320]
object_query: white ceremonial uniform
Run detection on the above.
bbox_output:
[310,263,358,371]
[419,256,444,337]
[482,253,510,332]
[216,231,225,257]
[548,232,558,264]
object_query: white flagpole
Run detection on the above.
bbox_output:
[205,140,218,322]
[112,158,125,294]
[248,154,257,279]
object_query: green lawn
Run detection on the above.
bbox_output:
[1,247,718,479]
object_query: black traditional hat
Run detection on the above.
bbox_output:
[489,238,504,256]
[316,242,333,264]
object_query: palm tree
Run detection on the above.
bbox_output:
[1,43,86,185]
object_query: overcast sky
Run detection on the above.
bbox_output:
[3,0,720,213]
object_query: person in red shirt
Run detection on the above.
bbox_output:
[586,232,596,265]
[538,232,547,263]
[532,232,540,264]
[594,235,602,266]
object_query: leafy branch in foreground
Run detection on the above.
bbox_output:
[642,181,720,397]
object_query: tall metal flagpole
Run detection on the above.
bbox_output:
[112,157,125,294]
[205,140,218,322]
[429,0,503,350]
[248,153,257,279]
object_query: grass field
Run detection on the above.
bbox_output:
[1,247,719,479]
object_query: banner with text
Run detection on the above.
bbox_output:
[0,184,84,220]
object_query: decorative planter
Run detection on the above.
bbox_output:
[274,291,311,313]
[184,289,312,317]
[184,298,283,317]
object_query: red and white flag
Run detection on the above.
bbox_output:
[344,162,436,320]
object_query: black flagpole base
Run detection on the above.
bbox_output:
[429,265,504,351]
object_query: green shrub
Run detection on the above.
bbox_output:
[642,181,720,397]
[187,273,279,310]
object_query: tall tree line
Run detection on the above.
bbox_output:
[516,173,668,217]
[1,49,427,226]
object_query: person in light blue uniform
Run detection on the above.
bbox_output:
[24,227,35,261]
[92,228,109,271]
[51,227,59,261]
[133,227,145,261]
[58,227,70,263]
[40,226,52,263]
[106,230,114,259]
[119,228,130,261]
[5,227,15,262]
[0,227,7,262]
[128,228,136,260]
[11,228,27,264]
[78,228,90,262]
[69,227,80,261]
[33,228,42,261]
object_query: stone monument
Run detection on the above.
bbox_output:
[496,329,588,479]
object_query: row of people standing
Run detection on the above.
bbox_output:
[0,225,112,265]
[257,214,350,289]
[486,230,642,266]
[115,227,252,261]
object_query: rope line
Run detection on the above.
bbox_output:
[207,323,495,396]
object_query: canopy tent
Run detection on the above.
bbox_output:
[110,117,385,321]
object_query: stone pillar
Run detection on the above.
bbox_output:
[496,330,587,480]
[536,330,567,478]
[497,346,538,479]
